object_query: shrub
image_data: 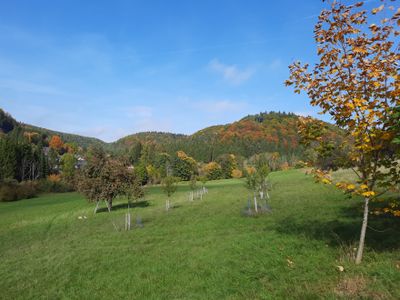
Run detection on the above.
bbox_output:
[36,177,73,193]
[231,169,243,179]
[18,181,37,199]
[203,162,223,180]
[0,180,37,202]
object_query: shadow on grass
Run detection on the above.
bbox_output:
[273,203,400,252]
[97,201,150,213]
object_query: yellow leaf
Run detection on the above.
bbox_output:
[372,4,384,14]
[362,191,375,197]
[321,178,332,185]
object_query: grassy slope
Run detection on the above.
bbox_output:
[0,170,399,299]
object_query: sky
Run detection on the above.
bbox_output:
[0,0,383,142]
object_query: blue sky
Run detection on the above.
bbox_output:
[0,0,381,142]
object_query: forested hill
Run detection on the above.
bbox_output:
[112,112,317,162]
[22,124,106,149]
[0,109,106,149]
[1,108,340,162]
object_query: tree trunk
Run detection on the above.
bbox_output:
[94,201,100,214]
[355,197,369,264]
[105,200,112,212]
[254,192,258,213]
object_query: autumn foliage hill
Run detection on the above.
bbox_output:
[1,108,343,162]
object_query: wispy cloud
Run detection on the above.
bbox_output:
[192,99,248,114]
[208,59,254,85]
[267,58,282,70]
[126,105,153,118]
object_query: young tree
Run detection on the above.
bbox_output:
[162,176,178,211]
[189,175,197,191]
[245,169,259,213]
[199,175,208,193]
[125,178,145,203]
[285,2,400,264]
[77,147,138,213]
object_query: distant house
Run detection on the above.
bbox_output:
[75,155,87,169]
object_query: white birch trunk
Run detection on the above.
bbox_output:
[355,197,369,264]
[254,193,258,213]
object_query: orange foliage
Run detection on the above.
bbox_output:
[49,135,64,151]
[231,169,243,178]
[48,174,61,182]
[245,166,256,175]
[203,161,221,172]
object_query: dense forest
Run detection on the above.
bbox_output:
[114,112,316,162]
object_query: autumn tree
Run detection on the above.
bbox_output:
[217,154,238,179]
[390,105,400,144]
[245,168,259,213]
[285,1,400,264]
[172,151,197,181]
[202,161,223,180]
[49,135,64,153]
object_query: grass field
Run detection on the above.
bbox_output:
[0,170,399,299]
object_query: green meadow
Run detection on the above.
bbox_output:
[1,170,399,299]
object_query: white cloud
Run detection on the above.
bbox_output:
[208,59,254,85]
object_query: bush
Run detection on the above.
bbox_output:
[0,180,37,202]
[36,178,73,193]
[203,162,223,180]
[18,181,37,199]
[231,169,243,179]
